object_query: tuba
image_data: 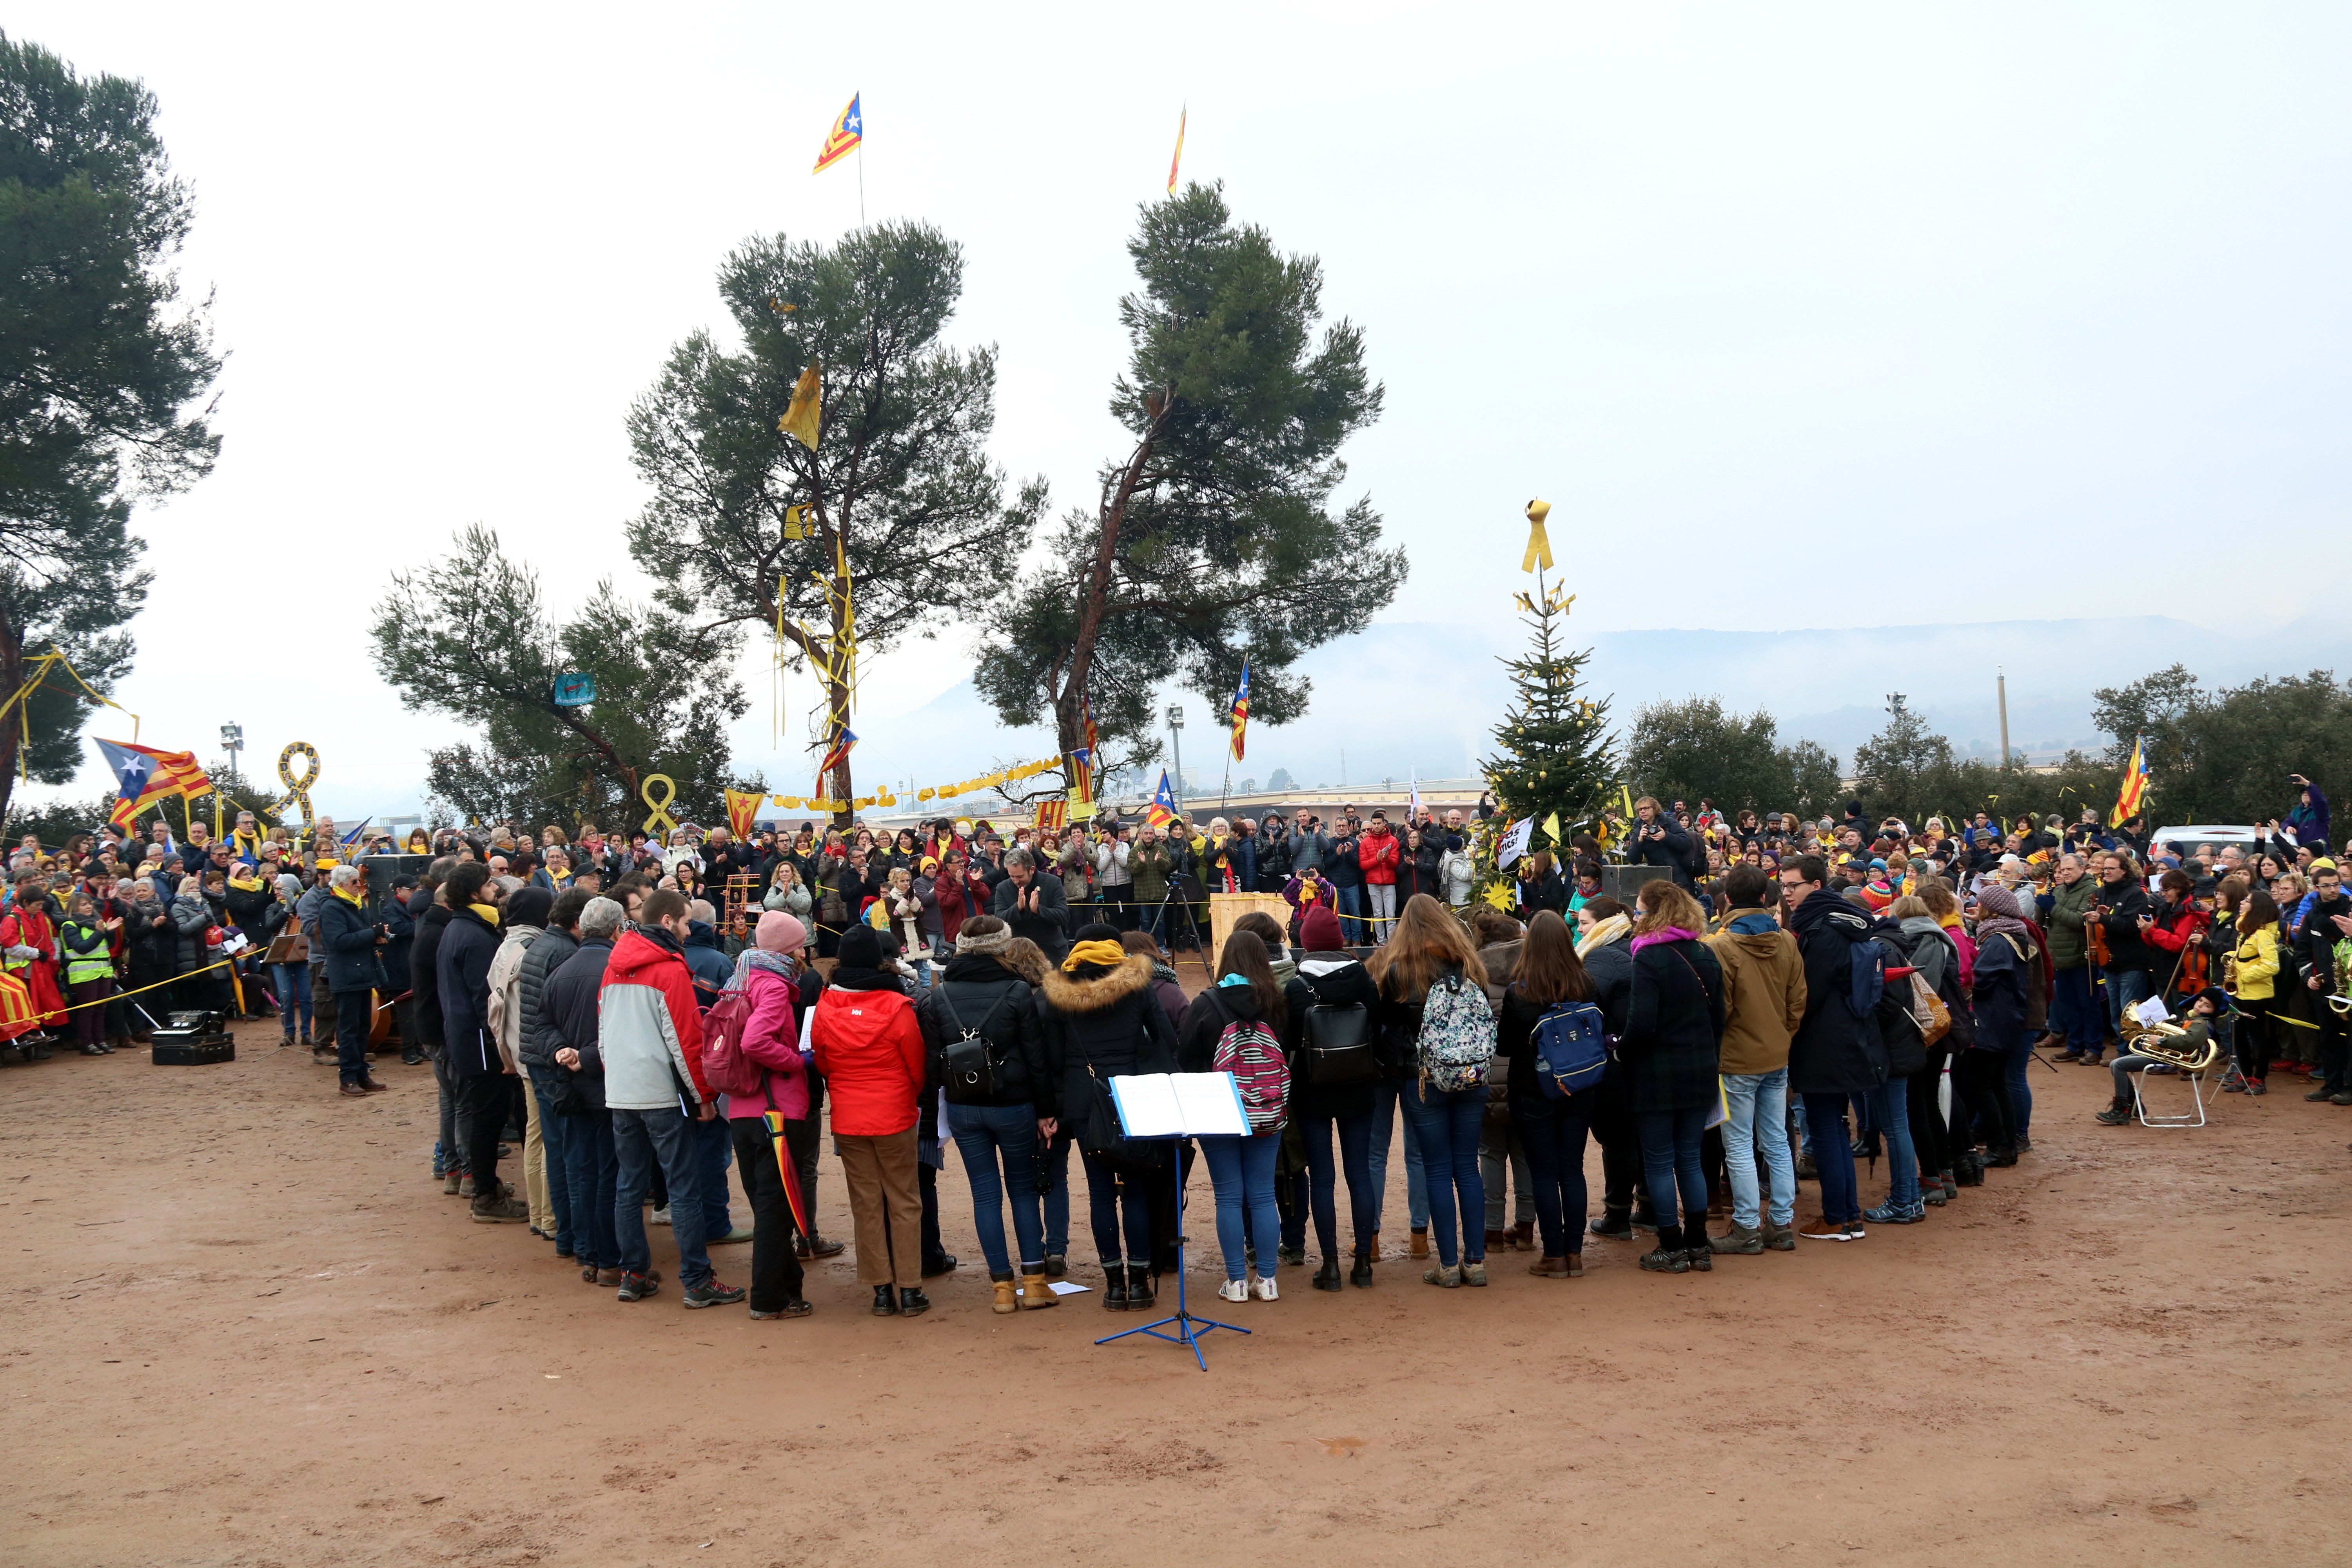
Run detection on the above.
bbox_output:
[2132,1020,2221,1073]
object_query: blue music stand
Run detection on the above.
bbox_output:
[1094,1074,1250,1370]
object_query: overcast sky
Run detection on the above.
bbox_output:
[12,3,2348,819]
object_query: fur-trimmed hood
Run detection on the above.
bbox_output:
[1040,952,1154,1014]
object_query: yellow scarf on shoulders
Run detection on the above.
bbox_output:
[469,902,501,927]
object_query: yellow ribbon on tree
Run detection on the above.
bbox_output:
[1521,498,1554,572]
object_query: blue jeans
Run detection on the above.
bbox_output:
[1854,1078,1919,1208]
[274,963,312,1038]
[613,1107,710,1288]
[1515,1092,1592,1256]
[1297,1111,1375,1259]
[1038,1130,1071,1258]
[947,1101,1045,1275]
[1633,1104,1709,1237]
[1366,1081,1430,1232]
[2050,964,2102,1049]
[2002,1035,2034,1143]
[1137,903,1166,946]
[1334,884,1366,944]
[563,1112,618,1270]
[1801,1092,1860,1225]
[1198,1132,1283,1281]
[1401,1080,1485,1266]
[693,1111,733,1238]
[1719,1068,1795,1229]
[526,1065,574,1254]
[2102,966,2152,1047]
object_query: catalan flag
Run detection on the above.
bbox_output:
[1145,770,1181,830]
[2110,732,2150,828]
[96,738,211,832]
[813,93,862,174]
[816,725,858,780]
[1167,106,1185,193]
[1227,659,1250,762]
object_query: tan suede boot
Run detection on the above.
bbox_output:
[1018,1272,1058,1310]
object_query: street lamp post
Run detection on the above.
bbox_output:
[1167,704,1186,825]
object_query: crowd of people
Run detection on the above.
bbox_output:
[17,776,2344,1323]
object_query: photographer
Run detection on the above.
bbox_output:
[1628,795,1698,890]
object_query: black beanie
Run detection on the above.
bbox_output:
[837,924,883,969]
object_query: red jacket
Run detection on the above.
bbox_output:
[1359,828,1400,886]
[596,927,712,1111]
[809,980,925,1136]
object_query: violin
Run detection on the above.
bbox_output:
[2087,902,2112,967]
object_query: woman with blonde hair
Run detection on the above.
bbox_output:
[1620,880,1725,1272]
[1368,894,1494,1287]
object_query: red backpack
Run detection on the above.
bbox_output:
[699,983,764,1097]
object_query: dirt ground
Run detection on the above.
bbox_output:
[4,1023,2349,1568]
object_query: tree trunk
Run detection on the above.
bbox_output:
[1055,397,1169,762]
[0,618,20,831]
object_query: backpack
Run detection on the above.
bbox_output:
[1211,1000,1291,1132]
[1844,935,1887,1021]
[1416,973,1496,1092]
[1531,998,1610,1098]
[1300,1000,1375,1085]
[933,980,1017,1105]
[699,982,763,1097]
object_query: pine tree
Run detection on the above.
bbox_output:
[1480,567,1615,851]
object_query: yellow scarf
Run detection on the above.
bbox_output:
[1061,938,1127,973]
[334,884,365,908]
[230,871,267,893]
[468,902,501,926]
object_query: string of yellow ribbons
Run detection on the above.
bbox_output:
[766,756,1063,816]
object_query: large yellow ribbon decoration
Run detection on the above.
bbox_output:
[777,361,821,450]
[271,742,320,824]
[1521,497,1554,573]
[641,773,680,838]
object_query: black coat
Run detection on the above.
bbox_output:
[1622,936,1725,1113]
[436,907,503,1077]
[1037,952,1178,1124]
[515,925,579,1071]
[991,871,1069,959]
[1788,895,1888,1095]
[541,937,615,1112]
[2092,878,2155,970]
[315,893,383,995]
[1397,842,1445,904]
[1294,955,1379,1120]
[1630,820,1698,889]
[917,952,1047,1111]
[379,896,416,992]
[410,903,453,1049]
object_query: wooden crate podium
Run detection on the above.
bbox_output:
[1207,892,1293,970]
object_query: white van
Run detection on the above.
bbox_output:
[2149,824,2263,851]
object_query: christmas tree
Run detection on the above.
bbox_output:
[1478,504,1615,867]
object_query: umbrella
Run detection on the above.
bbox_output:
[763,1109,810,1238]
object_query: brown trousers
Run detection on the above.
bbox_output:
[836,1129,922,1287]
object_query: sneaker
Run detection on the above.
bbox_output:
[1277,1244,1307,1267]
[650,1206,671,1226]
[2223,1079,2248,1093]
[1421,1263,1462,1288]
[682,1278,747,1310]
[617,1272,660,1302]
[1844,1221,1867,1241]
[1863,1201,1921,1225]
[1681,1245,1712,1272]
[1638,1245,1688,1273]
[710,1225,755,1246]
[1629,1207,1658,1234]
[1043,1254,1067,1278]
[1708,1223,1764,1255]
[459,1176,476,1200]
[1216,1278,1249,1303]
[1799,1215,1852,1241]
[750,1301,813,1319]
[443,1170,463,1196]
[1250,1273,1280,1301]
[796,1233,846,1260]
[471,1195,530,1223]
[2305,1088,2335,1103]
[1459,1259,1488,1287]
[1587,1214,1634,1242]
[588,1267,623,1286]
[2332,1093,2352,1106]
[2247,1080,2267,1096]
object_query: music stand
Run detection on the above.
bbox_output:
[1095,1072,1250,1370]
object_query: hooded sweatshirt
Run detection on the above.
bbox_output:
[1704,911,1807,1075]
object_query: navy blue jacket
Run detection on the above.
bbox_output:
[682,920,735,1009]
[315,894,382,995]
[436,907,504,1076]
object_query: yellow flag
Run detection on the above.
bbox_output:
[1521,498,1554,573]
[1543,811,1561,844]
[777,361,821,450]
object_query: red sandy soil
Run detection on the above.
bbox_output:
[4,1031,2348,1568]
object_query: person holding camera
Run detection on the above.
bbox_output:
[1629,796,1699,890]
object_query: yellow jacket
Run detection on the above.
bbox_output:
[2232,924,2279,1001]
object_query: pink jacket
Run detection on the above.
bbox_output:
[726,963,809,1121]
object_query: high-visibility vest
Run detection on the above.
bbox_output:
[63,930,113,987]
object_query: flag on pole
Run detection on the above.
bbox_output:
[724,789,764,842]
[1543,811,1562,845]
[1145,770,1181,830]
[813,93,862,173]
[338,818,373,846]
[1409,768,1421,821]
[2109,733,2150,828]
[1167,105,1186,192]
[1227,659,1250,762]
[96,738,211,831]
[816,726,858,780]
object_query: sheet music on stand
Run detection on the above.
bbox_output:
[1108,1072,1248,1139]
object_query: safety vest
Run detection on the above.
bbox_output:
[62,928,112,987]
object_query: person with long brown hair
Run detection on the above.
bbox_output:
[1497,910,1597,1276]
[1177,929,1296,1302]
[1620,881,1725,1273]
[2225,887,2283,1093]
[1368,894,1493,1287]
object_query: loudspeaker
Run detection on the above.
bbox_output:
[152,1026,234,1065]
[361,854,431,921]
[1603,864,1675,903]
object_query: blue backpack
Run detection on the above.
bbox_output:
[1845,936,1887,1021]
[1531,998,1609,1098]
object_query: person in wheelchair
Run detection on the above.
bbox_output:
[2095,988,2232,1125]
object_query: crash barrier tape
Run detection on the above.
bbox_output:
[31,955,239,1014]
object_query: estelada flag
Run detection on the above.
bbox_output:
[813,93,862,173]
[2110,733,2150,828]
[1227,659,1250,762]
[815,726,858,780]
[1034,799,1068,832]
[96,737,212,831]
[1145,770,1181,830]
[724,789,763,842]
